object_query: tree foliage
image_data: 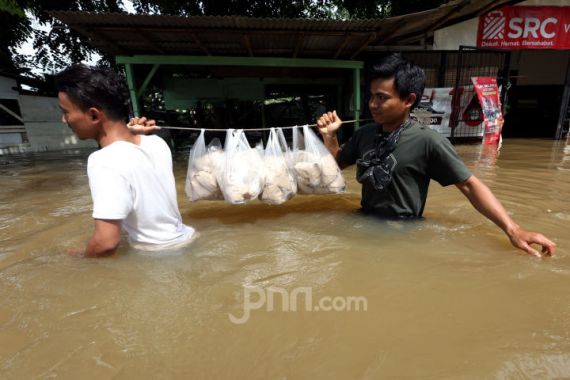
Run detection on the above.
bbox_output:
[1,0,126,74]
[0,1,30,71]
[1,0,447,75]
[388,0,447,17]
[131,0,332,18]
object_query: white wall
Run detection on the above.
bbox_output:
[20,95,97,151]
[434,18,479,50]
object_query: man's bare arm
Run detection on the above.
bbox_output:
[82,219,122,257]
[456,175,556,258]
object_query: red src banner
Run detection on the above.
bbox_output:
[471,77,503,145]
[477,6,570,50]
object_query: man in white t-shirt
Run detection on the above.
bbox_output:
[55,64,196,257]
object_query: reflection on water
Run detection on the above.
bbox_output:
[0,139,569,378]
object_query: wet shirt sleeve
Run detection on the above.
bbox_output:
[427,136,472,186]
[87,160,133,220]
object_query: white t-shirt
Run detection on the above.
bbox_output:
[87,135,195,248]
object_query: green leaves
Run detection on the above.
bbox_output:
[0,0,25,17]
[3,0,446,75]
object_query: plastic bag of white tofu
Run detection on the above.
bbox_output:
[260,128,297,205]
[185,129,224,201]
[218,129,265,204]
[292,125,346,194]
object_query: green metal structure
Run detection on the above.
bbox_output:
[116,55,364,128]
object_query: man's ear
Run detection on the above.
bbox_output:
[88,107,104,123]
[405,93,417,109]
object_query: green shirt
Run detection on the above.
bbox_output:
[339,121,472,218]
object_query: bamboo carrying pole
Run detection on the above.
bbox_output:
[131,119,372,132]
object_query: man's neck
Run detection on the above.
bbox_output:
[381,113,410,133]
[97,121,140,148]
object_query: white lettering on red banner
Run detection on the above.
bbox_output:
[477,6,570,50]
[472,77,503,145]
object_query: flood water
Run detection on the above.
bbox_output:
[1,138,569,379]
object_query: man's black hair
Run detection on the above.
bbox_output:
[55,64,130,121]
[370,53,425,110]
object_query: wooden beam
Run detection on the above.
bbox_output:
[191,33,210,55]
[428,0,470,32]
[334,33,353,59]
[242,34,254,57]
[350,33,376,60]
[0,104,23,123]
[476,0,519,19]
[375,20,406,45]
[392,33,431,46]
[91,26,371,38]
[382,0,513,46]
[293,32,305,58]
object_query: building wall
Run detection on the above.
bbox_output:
[20,95,97,151]
[0,76,18,99]
[0,76,24,147]
[434,0,569,50]
[433,18,479,50]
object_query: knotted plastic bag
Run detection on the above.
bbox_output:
[218,129,265,204]
[261,128,297,205]
[185,129,223,201]
[292,125,346,194]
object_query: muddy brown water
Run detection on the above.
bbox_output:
[0,138,569,379]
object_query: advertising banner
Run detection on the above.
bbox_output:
[477,6,570,50]
[413,87,485,139]
[471,77,504,145]
[413,87,452,135]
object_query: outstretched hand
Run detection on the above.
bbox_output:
[127,116,160,135]
[508,227,556,258]
[455,176,557,260]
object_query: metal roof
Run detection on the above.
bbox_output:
[51,0,523,59]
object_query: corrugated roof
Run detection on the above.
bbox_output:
[50,0,523,59]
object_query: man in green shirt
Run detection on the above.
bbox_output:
[317,54,556,258]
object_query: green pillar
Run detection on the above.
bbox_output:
[124,64,140,117]
[353,67,361,129]
[137,64,160,98]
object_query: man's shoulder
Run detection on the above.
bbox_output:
[359,122,378,132]
[87,148,106,168]
[141,134,166,145]
[406,121,446,142]
[140,134,171,154]
[352,122,378,139]
[88,141,143,172]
